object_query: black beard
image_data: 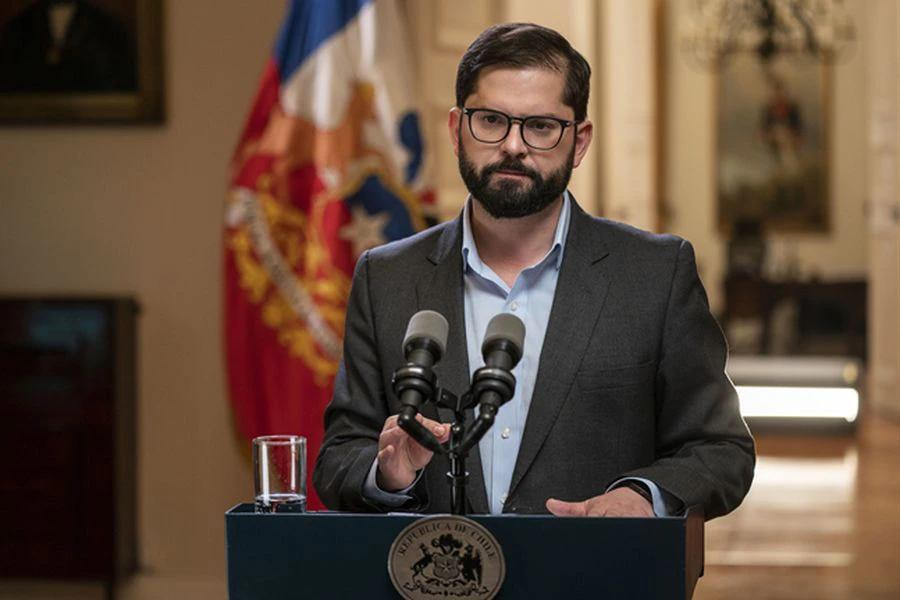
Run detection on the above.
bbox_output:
[458,143,574,219]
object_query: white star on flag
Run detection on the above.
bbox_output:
[340,205,390,256]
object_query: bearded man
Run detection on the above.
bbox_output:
[313,23,755,519]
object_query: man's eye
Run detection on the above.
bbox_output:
[527,119,558,132]
[480,114,501,125]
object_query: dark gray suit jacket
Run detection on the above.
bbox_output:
[313,201,755,519]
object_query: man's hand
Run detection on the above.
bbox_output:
[376,414,450,491]
[545,487,654,517]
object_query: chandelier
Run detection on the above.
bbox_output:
[681,0,856,67]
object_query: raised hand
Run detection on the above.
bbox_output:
[376,413,450,491]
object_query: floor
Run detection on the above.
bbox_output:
[695,412,900,600]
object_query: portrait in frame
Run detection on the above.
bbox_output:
[716,53,830,233]
[0,0,163,123]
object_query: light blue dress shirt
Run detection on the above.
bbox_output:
[461,193,569,514]
[364,192,672,516]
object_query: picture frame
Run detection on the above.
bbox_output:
[716,53,831,233]
[0,0,164,124]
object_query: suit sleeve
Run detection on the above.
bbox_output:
[622,239,755,519]
[313,251,420,512]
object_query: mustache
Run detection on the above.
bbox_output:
[481,159,540,180]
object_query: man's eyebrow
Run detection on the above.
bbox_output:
[473,107,573,121]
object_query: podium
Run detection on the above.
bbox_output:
[225,504,704,599]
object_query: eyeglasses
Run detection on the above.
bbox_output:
[462,108,579,150]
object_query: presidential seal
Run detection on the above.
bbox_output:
[388,515,505,600]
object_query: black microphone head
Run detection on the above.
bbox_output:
[403,310,449,360]
[482,312,525,365]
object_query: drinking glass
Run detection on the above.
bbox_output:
[253,435,307,513]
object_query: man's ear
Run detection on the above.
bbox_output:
[571,120,593,168]
[448,107,462,158]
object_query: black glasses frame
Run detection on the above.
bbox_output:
[462,107,580,150]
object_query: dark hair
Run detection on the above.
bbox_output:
[455,23,591,122]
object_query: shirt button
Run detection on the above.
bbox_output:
[509,301,518,311]
[500,493,508,503]
[501,427,510,439]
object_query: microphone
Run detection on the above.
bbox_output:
[392,310,449,454]
[482,312,525,378]
[459,313,525,453]
[402,309,449,375]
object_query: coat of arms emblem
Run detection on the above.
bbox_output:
[388,516,505,600]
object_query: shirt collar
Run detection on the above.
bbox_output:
[462,190,571,274]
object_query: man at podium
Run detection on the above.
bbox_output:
[313,23,755,519]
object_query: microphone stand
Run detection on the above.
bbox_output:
[392,366,516,516]
[434,388,475,516]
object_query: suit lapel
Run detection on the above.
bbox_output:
[415,216,490,514]
[507,203,612,500]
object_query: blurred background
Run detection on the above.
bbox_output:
[0,0,897,598]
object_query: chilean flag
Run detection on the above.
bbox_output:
[224,0,434,510]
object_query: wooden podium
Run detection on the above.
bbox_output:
[225,504,704,599]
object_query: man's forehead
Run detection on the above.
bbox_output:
[465,65,572,118]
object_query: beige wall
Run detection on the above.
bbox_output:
[600,0,659,231]
[664,0,870,313]
[866,0,900,417]
[0,1,284,597]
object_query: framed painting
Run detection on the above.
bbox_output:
[716,54,830,233]
[0,0,163,123]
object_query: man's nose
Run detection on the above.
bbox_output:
[500,121,528,157]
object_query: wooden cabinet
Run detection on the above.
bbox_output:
[0,298,137,594]
[723,276,867,359]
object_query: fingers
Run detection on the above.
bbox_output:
[605,487,655,517]
[380,414,450,445]
[377,412,450,491]
[402,419,449,468]
[426,419,451,442]
[378,424,409,450]
[378,413,450,473]
[547,490,655,518]
[377,443,394,463]
[545,498,588,517]
[382,414,398,431]
[416,414,451,441]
